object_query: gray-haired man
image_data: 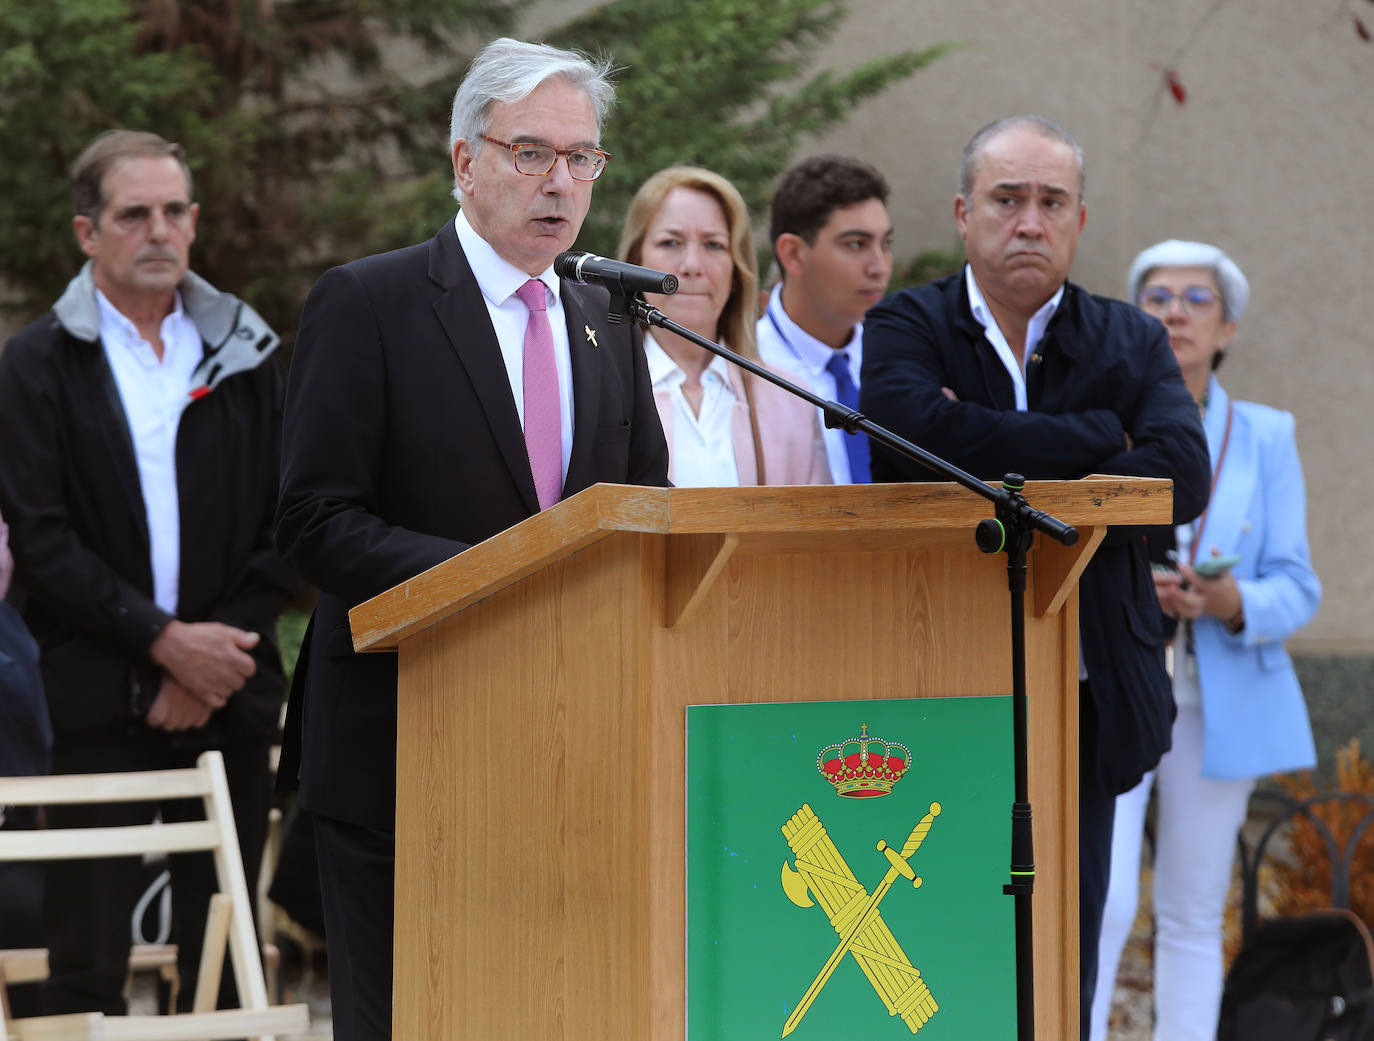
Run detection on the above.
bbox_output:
[275,37,668,1040]
[861,114,1210,1038]
[0,129,289,1017]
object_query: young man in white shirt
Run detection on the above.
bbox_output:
[756,155,894,484]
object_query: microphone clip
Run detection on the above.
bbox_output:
[605,281,630,325]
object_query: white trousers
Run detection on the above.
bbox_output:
[1089,706,1255,1041]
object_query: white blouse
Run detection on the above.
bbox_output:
[644,333,741,488]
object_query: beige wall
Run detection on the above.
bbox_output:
[800,0,1373,651]
[10,3,1367,648]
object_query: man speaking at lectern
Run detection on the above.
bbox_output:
[275,38,669,1041]
[859,115,1210,1038]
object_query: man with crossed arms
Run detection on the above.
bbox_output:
[860,115,1210,1037]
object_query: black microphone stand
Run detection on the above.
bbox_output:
[608,284,1076,1041]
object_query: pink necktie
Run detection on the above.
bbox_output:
[515,279,562,510]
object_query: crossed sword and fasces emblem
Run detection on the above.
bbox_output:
[779,801,942,1037]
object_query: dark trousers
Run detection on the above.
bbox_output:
[313,810,395,1041]
[39,734,271,1016]
[0,858,45,1017]
[1078,680,1116,1041]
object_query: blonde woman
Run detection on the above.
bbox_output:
[618,166,828,487]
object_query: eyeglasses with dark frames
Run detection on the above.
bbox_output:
[1137,285,1220,316]
[480,136,612,181]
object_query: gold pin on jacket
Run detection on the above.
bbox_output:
[584,324,598,348]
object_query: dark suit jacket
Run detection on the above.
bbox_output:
[275,221,670,828]
[860,271,1211,794]
[0,306,290,744]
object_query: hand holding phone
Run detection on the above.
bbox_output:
[1192,553,1241,579]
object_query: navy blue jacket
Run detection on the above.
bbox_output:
[860,271,1210,793]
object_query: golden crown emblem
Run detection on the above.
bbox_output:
[816,723,911,798]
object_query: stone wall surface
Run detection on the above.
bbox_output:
[797,0,1373,652]
[6,1,1368,651]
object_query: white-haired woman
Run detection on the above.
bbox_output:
[1090,240,1322,1041]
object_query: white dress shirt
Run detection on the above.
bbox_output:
[454,210,574,484]
[96,289,202,614]
[964,264,1063,412]
[963,266,1080,676]
[756,283,863,484]
[644,333,741,488]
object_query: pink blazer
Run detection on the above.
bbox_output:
[653,360,831,486]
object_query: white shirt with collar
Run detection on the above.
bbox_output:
[756,283,863,485]
[644,333,741,488]
[96,288,203,615]
[963,266,1083,677]
[964,264,1064,412]
[454,210,574,485]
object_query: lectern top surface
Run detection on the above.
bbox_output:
[348,478,1170,653]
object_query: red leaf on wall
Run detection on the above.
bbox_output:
[1355,14,1372,41]
[1163,67,1187,105]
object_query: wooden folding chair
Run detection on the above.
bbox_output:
[0,946,180,1022]
[0,751,308,1041]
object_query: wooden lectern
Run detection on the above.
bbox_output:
[350,478,1172,1041]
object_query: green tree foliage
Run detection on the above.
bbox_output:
[0,0,950,341]
[0,1,213,309]
[0,0,516,331]
[551,0,955,258]
[891,241,966,291]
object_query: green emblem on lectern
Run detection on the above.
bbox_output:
[686,698,1015,1041]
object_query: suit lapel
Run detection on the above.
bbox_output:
[1195,381,1248,556]
[427,224,540,513]
[948,277,1018,411]
[727,366,758,485]
[560,285,603,497]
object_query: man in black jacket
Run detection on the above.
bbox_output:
[860,115,1211,1037]
[0,129,291,1015]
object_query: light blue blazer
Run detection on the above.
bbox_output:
[1191,377,1321,779]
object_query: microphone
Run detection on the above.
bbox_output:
[555,251,678,295]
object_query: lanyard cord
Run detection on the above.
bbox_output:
[1187,398,1235,566]
[764,299,807,369]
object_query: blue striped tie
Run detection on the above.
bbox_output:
[825,352,870,483]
